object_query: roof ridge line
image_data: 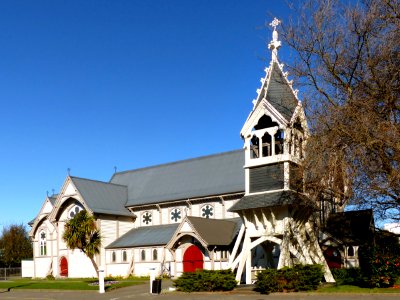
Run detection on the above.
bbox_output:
[70,176,128,188]
[110,149,243,178]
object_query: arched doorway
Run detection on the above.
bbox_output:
[183,245,203,272]
[60,256,68,277]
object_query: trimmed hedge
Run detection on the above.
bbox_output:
[255,264,324,294]
[331,267,363,286]
[173,269,237,292]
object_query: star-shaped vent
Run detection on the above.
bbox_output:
[170,208,181,222]
[201,205,214,218]
[143,212,152,225]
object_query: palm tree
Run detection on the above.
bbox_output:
[62,210,102,276]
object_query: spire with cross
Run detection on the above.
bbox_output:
[268,17,281,62]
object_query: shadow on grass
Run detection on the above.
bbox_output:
[0,283,35,293]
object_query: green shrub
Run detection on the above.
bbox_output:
[331,268,363,286]
[255,264,324,294]
[173,269,237,292]
[359,246,400,288]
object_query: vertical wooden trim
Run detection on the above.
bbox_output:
[228,224,245,267]
[235,232,250,284]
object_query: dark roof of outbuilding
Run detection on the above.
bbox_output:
[70,177,132,217]
[228,190,310,212]
[187,216,242,246]
[106,224,180,249]
[110,150,245,207]
[324,209,375,245]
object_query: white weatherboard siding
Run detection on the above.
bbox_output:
[21,260,34,277]
[34,257,51,278]
[107,263,130,277]
[118,220,135,237]
[68,250,97,278]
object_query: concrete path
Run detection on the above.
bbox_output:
[1,280,399,300]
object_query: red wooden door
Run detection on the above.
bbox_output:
[60,257,68,277]
[183,245,203,272]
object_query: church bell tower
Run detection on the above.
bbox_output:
[228,18,334,284]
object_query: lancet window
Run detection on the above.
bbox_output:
[152,249,158,261]
[122,250,127,262]
[141,249,146,261]
[40,231,47,256]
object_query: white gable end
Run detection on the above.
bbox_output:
[64,181,77,196]
[181,221,192,232]
[42,200,54,214]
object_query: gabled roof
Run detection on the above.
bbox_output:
[262,61,298,121]
[228,190,310,212]
[29,194,58,234]
[48,195,58,206]
[110,150,245,207]
[186,216,242,246]
[70,177,132,217]
[240,61,300,138]
[106,217,243,249]
[106,224,179,249]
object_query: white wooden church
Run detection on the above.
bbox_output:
[29,19,335,283]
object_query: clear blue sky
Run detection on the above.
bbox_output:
[0,1,292,230]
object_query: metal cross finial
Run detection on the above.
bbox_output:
[269,17,281,31]
[268,17,282,61]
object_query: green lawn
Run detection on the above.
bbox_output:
[0,277,147,291]
[317,280,400,294]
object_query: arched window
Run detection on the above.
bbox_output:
[348,246,354,257]
[122,250,127,262]
[275,130,284,155]
[40,231,47,256]
[261,132,271,157]
[112,251,116,263]
[153,249,158,261]
[250,134,260,158]
[141,249,146,261]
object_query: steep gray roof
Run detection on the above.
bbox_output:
[229,190,309,212]
[110,150,245,207]
[70,177,132,217]
[106,224,179,249]
[187,216,242,246]
[48,195,58,206]
[254,61,298,121]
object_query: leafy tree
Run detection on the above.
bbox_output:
[0,224,32,267]
[281,0,400,222]
[62,210,101,275]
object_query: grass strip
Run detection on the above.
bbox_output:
[0,278,146,291]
